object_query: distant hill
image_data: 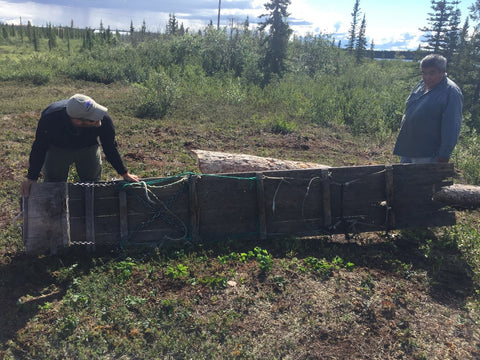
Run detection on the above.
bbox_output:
[372,50,426,61]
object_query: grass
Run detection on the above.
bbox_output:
[0,71,479,358]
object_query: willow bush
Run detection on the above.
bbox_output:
[133,69,180,119]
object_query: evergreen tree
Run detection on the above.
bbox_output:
[420,0,460,58]
[243,16,250,32]
[166,14,179,35]
[32,27,39,51]
[347,0,361,51]
[258,0,293,83]
[466,1,480,127]
[130,20,134,36]
[444,2,462,64]
[355,14,367,62]
[179,23,186,36]
[141,19,147,37]
[26,20,32,41]
[1,26,8,40]
[83,27,94,50]
[47,23,57,50]
[70,19,77,39]
[66,28,71,53]
[105,26,112,43]
[369,39,375,59]
[19,17,24,43]
[452,18,471,79]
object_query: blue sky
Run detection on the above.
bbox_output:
[0,0,475,50]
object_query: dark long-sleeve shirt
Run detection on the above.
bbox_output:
[27,99,128,180]
[393,76,463,160]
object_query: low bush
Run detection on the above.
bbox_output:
[133,69,180,119]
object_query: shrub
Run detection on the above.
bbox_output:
[0,55,53,84]
[454,129,480,185]
[67,56,123,84]
[133,69,180,119]
[269,115,297,134]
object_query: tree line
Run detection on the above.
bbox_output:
[1,0,480,128]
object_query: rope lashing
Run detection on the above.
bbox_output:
[118,172,259,247]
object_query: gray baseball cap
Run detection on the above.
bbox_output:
[66,94,108,121]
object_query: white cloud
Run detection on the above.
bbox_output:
[0,0,458,50]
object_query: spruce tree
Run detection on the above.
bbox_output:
[420,0,461,58]
[32,27,39,52]
[26,21,32,41]
[129,20,134,36]
[347,0,361,52]
[258,0,293,83]
[467,0,480,128]
[355,14,367,63]
[47,23,57,51]
[166,14,179,35]
[445,3,462,61]
[19,17,23,43]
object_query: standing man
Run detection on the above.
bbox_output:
[21,94,139,196]
[393,54,463,164]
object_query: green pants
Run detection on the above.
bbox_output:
[43,144,102,182]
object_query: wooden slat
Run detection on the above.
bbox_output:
[188,174,200,242]
[119,190,129,244]
[24,182,70,254]
[256,172,267,240]
[84,186,95,251]
[321,169,331,227]
[385,165,395,229]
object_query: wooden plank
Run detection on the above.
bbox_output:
[256,172,267,240]
[263,176,323,221]
[23,182,70,254]
[188,174,200,242]
[84,186,95,251]
[384,165,395,229]
[321,169,332,227]
[391,163,454,228]
[119,190,129,245]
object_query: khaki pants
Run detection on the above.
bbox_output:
[43,144,102,182]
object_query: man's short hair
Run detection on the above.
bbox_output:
[420,54,447,72]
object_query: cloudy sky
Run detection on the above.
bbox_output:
[0,0,475,50]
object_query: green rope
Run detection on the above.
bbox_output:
[118,171,258,191]
[117,172,261,248]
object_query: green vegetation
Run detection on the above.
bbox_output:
[0,8,479,359]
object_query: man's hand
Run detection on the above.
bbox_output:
[21,179,36,197]
[122,171,140,182]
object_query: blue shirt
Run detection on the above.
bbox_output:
[393,76,463,160]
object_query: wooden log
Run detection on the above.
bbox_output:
[192,149,329,174]
[433,184,480,208]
